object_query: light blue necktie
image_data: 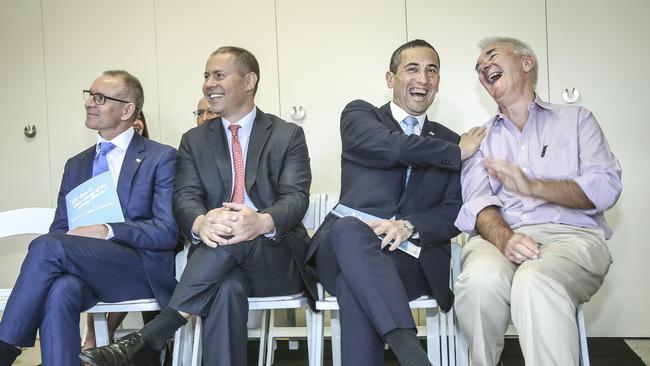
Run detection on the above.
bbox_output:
[403,116,418,184]
[92,142,116,177]
[404,116,418,136]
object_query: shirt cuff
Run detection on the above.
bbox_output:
[105,224,114,240]
[191,231,201,245]
[454,195,503,233]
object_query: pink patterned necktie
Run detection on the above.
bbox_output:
[228,124,245,203]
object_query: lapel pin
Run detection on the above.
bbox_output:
[428,131,435,136]
[136,158,142,163]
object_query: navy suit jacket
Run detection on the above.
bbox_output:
[49,132,178,307]
[307,100,462,311]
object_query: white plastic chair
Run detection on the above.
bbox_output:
[0,207,55,311]
[172,193,327,366]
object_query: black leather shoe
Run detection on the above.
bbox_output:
[79,332,148,366]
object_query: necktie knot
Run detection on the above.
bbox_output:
[99,141,116,155]
[92,142,116,177]
[228,124,241,137]
[404,116,418,135]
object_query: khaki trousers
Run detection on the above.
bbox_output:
[455,224,612,366]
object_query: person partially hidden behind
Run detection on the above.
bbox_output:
[454,37,622,366]
[0,70,178,365]
[82,46,316,366]
[305,39,484,366]
[193,96,219,126]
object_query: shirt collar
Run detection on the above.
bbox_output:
[95,127,135,153]
[222,106,257,138]
[390,101,426,128]
[491,94,557,127]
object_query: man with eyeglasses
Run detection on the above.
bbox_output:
[0,70,178,366]
[82,46,315,366]
[194,96,219,126]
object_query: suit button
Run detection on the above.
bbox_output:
[395,207,402,214]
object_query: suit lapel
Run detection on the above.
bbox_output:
[117,133,145,211]
[80,146,96,183]
[207,119,234,198]
[245,109,272,192]
[378,102,403,131]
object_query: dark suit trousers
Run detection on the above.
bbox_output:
[168,237,302,366]
[0,233,153,365]
[314,216,430,366]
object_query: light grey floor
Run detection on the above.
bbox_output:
[14,339,650,365]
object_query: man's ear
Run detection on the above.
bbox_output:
[386,71,395,89]
[122,103,136,121]
[522,54,535,73]
[245,72,258,92]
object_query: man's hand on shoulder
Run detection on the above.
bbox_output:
[67,224,109,239]
[221,202,275,244]
[459,126,486,160]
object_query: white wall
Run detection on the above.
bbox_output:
[1,0,648,337]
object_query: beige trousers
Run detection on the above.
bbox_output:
[455,224,612,366]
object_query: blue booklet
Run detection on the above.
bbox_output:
[65,171,125,230]
[330,203,421,258]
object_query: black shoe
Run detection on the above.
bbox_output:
[79,332,148,366]
[0,341,21,366]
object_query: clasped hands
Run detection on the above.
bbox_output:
[193,202,274,248]
[367,219,412,252]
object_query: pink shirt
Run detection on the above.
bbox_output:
[455,97,622,239]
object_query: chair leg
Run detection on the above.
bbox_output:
[305,308,314,366]
[440,307,449,366]
[260,309,270,366]
[191,317,202,366]
[92,313,110,347]
[311,310,324,366]
[577,304,590,366]
[452,308,469,366]
[171,324,184,366]
[426,307,441,365]
[331,310,342,366]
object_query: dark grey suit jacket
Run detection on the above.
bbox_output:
[173,108,317,306]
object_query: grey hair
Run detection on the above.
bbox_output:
[102,70,144,121]
[478,37,538,87]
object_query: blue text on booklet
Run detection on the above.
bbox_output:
[65,171,125,230]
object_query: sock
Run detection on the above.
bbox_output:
[0,340,21,366]
[384,328,432,366]
[140,308,187,351]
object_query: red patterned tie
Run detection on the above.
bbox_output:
[228,124,245,203]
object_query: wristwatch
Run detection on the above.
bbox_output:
[403,220,415,237]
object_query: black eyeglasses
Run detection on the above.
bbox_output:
[83,90,132,105]
[193,109,207,117]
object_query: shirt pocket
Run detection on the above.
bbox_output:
[530,143,576,179]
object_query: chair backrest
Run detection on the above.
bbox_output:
[0,207,54,238]
[1,207,55,306]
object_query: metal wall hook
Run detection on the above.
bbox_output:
[562,88,580,104]
[290,105,306,121]
[24,125,37,138]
